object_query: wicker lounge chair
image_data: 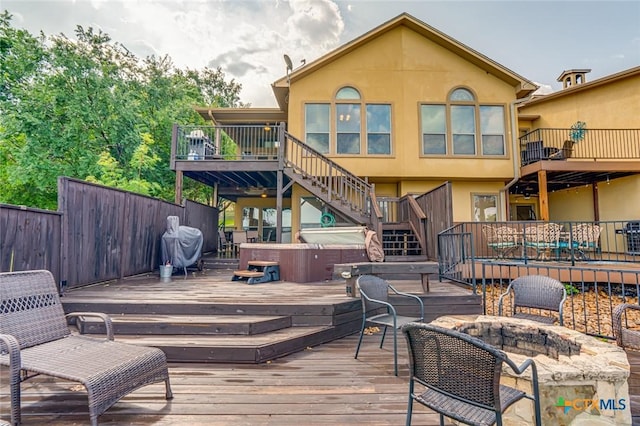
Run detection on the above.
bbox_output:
[613,303,640,351]
[498,275,567,325]
[0,270,173,426]
[354,275,424,376]
[402,322,541,426]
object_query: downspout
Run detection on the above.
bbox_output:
[501,95,532,220]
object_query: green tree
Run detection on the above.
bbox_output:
[0,11,244,209]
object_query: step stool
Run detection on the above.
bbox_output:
[232,260,280,284]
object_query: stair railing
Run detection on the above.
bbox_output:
[398,195,427,255]
[283,131,373,218]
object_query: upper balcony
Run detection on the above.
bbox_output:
[515,128,640,196]
[519,128,640,166]
[170,124,286,201]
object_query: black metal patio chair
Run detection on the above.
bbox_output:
[0,270,173,426]
[498,275,567,325]
[402,322,541,426]
[354,275,424,376]
[613,303,640,351]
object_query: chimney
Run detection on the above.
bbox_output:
[557,69,591,89]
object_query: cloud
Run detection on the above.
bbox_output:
[532,83,555,96]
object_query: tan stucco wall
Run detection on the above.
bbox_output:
[598,175,640,221]
[518,72,640,129]
[548,186,596,221]
[287,25,518,183]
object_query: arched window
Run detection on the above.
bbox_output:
[304,86,392,156]
[336,86,361,100]
[421,87,505,157]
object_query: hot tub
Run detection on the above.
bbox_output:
[239,243,368,283]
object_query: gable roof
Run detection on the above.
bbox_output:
[520,66,640,107]
[271,12,538,110]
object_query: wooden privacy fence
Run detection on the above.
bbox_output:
[0,205,62,279]
[1,177,218,289]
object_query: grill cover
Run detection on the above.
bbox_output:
[160,216,203,268]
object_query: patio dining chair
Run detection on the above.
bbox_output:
[232,230,248,256]
[482,225,520,258]
[402,322,541,426]
[218,229,233,256]
[523,223,563,260]
[354,275,424,376]
[0,270,173,426]
[570,223,602,260]
[498,275,567,325]
[613,303,640,351]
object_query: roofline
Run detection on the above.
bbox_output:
[272,12,538,108]
[195,107,287,124]
[521,66,640,107]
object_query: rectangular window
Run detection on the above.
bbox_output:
[336,103,361,154]
[452,105,476,155]
[421,104,446,154]
[305,103,330,154]
[366,104,391,154]
[480,106,505,155]
[472,193,498,222]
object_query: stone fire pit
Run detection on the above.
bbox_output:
[431,316,631,426]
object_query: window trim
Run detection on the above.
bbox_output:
[471,192,499,222]
[419,86,508,158]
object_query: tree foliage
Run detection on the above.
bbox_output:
[0,11,244,209]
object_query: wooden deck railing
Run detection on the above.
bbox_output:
[519,128,640,166]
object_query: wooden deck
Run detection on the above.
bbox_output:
[1,267,640,424]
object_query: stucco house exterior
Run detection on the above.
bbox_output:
[171,13,640,258]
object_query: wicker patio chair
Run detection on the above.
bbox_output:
[523,223,563,260]
[498,275,567,325]
[0,270,173,426]
[482,225,520,258]
[613,303,640,351]
[570,223,602,260]
[355,275,424,376]
[402,322,541,426]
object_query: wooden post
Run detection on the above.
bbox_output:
[175,170,183,205]
[537,170,549,221]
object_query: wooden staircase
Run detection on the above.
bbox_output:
[382,223,426,261]
[283,132,375,227]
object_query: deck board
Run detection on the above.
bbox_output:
[0,334,443,425]
[2,266,640,424]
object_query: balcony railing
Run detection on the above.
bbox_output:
[519,128,640,166]
[173,124,281,161]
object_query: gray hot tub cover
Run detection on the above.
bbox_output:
[161,216,203,268]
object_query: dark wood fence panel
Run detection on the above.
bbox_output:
[58,178,216,289]
[415,182,453,260]
[122,192,183,277]
[184,199,218,253]
[0,204,62,281]
[2,179,217,289]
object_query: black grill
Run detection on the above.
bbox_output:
[616,221,640,254]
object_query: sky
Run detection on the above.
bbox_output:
[3,0,640,107]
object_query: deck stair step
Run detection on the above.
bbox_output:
[75,314,292,336]
[203,258,240,270]
[112,325,342,363]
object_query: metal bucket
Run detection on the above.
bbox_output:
[159,265,173,278]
